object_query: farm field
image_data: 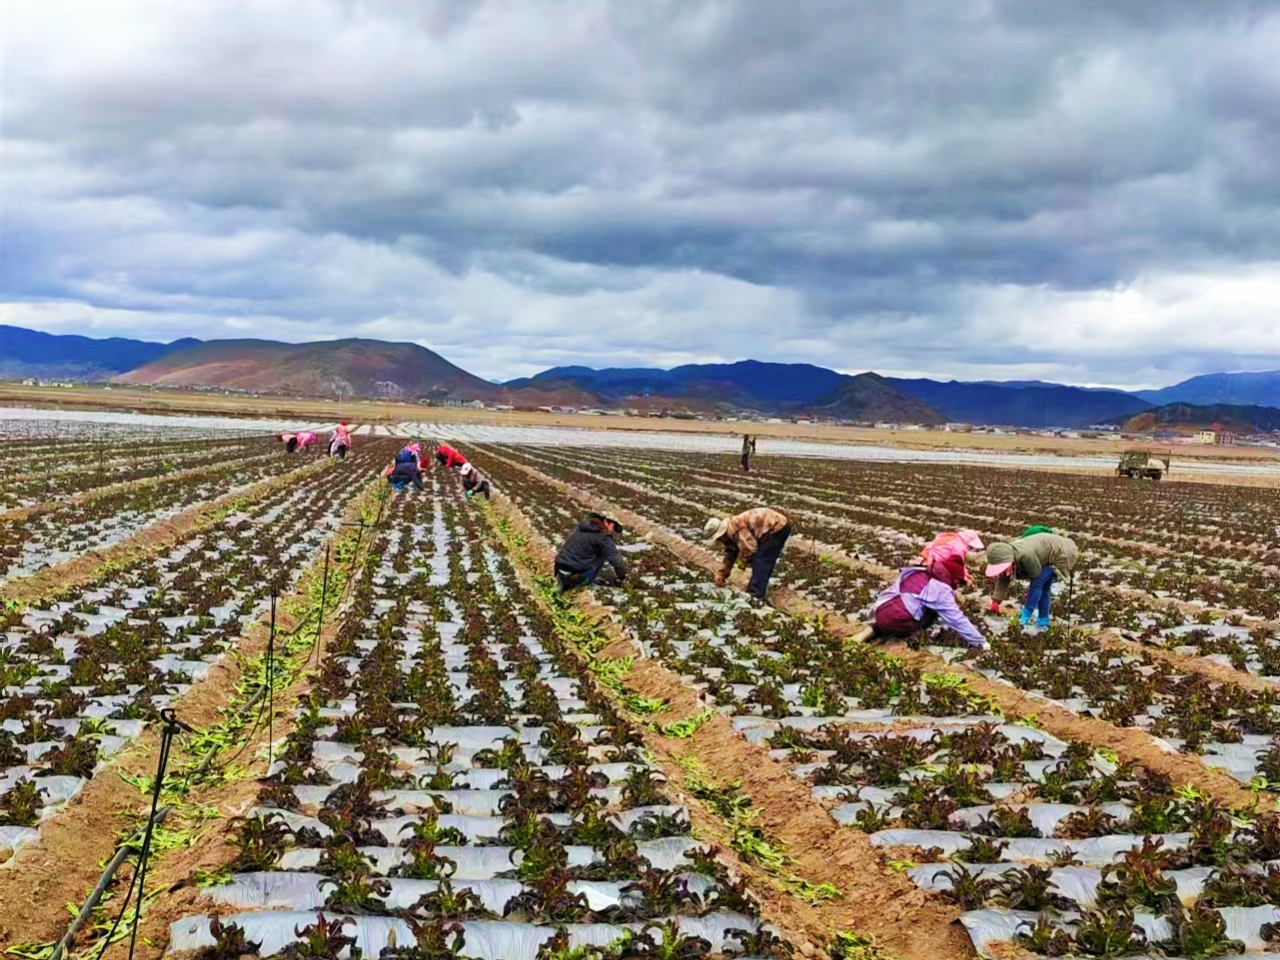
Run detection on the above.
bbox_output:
[457,441,1280,958]
[10,420,1280,960]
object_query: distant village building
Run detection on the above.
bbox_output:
[944,422,973,432]
[1193,430,1219,445]
[443,396,470,408]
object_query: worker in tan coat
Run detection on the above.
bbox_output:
[704,507,791,601]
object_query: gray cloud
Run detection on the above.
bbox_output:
[4,0,1280,387]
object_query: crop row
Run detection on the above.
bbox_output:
[512,445,1280,622]
[473,449,1280,957]
[480,446,1280,692]
[0,443,325,586]
[484,448,1280,784]
[167,470,788,960]
[0,441,394,861]
[0,434,279,510]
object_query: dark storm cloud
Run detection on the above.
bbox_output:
[4,0,1280,386]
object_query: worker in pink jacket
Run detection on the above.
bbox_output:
[328,422,353,459]
[277,431,318,454]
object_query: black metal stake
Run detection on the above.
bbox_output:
[124,708,191,960]
[1185,536,1196,602]
[310,543,332,666]
[266,593,276,771]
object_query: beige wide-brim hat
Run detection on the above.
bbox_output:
[703,516,730,543]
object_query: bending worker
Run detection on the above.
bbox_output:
[704,507,790,601]
[984,530,1078,629]
[860,555,988,651]
[277,431,318,454]
[385,447,425,492]
[435,443,467,469]
[459,463,490,500]
[554,513,627,591]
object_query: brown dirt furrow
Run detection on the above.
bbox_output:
[492,454,1267,813]
[486,490,976,960]
[0,475,379,955]
[0,456,334,606]
[0,451,279,524]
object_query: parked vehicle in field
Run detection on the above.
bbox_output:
[1116,450,1170,479]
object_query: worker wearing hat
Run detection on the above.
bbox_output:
[554,513,628,591]
[984,531,1079,629]
[459,462,490,500]
[704,507,791,602]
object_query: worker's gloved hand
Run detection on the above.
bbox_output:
[465,490,473,499]
[987,599,1001,613]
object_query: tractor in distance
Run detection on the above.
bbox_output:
[1117,449,1171,480]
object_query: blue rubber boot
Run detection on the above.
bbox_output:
[1018,608,1033,627]
[1036,616,1051,630]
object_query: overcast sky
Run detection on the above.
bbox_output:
[4,1,1280,388]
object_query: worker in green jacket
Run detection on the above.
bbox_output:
[983,532,1079,629]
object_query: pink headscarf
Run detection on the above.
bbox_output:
[918,529,984,583]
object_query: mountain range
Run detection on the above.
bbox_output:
[0,324,200,380]
[7,323,1280,429]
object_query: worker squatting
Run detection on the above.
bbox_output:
[284,432,1078,653]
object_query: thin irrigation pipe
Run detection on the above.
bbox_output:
[49,807,172,960]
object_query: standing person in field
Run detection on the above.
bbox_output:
[554,513,627,591]
[385,446,425,492]
[983,531,1079,629]
[857,555,988,650]
[328,422,353,460]
[435,443,467,470]
[704,507,791,601]
[459,462,491,500]
[741,434,753,472]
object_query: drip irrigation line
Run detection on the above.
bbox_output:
[49,807,171,960]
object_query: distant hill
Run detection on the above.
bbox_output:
[509,360,848,410]
[0,325,199,380]
[513,361,1148,426]
[817,373,945,425]
[1117,402,1280,434]
[887,378,1152,428]
[117,338,595,405]
[1136,371,1280,408]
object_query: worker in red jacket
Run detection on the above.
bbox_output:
[435,443,467,470]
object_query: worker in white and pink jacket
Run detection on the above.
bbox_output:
[328,422,353,459]
[865,555,988,650]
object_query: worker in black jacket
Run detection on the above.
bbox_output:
[554,513,627,591]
